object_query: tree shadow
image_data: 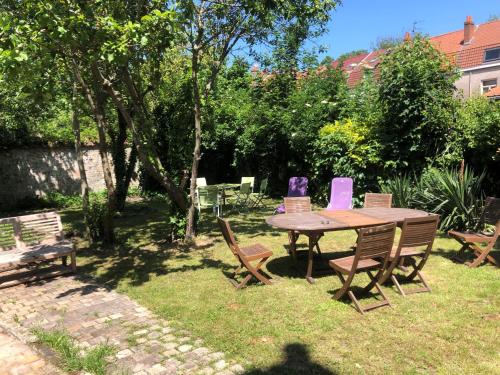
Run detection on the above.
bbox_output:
[265,250,353,280]
[245,342,337,375]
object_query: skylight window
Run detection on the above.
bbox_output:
[484,47,500,62]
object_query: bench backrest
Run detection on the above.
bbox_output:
[0,212,63,251]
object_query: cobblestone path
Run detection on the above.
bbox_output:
[0,276,244,375]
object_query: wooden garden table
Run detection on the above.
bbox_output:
[265,208,430,284]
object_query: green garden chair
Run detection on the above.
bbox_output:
[250,178,268,208]
[196,177,207,187]
[241,177,255,192]
[233,182,252,211]
[197,186,221,216]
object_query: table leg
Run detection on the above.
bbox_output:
[306,233,318,284]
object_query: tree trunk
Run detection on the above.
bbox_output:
[111,108,137,211]
[93,85,117,245]
[100,72,187,210]
[71,81,90,240]
[73,62,116,244]
[185,48,203,240]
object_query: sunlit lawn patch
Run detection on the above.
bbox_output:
[65,198,500,374]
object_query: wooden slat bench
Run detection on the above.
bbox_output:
[0,212,76,289]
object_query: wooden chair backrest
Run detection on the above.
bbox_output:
[396,215,439,258]
[355,223,396,264]
[284,196,311,213]
[0,212,63,251]
[364,193,392,208]
[479,197,500,227]
[217,217,241,259]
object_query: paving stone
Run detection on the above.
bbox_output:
[199,367,215,375]
[147,363,168,374]
[0,276,243,375]
[214,359,227,370]
[162,349,179,357]
[178,344,193,353]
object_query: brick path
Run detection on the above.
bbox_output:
[0,276,244,374]
[0,328,60,375]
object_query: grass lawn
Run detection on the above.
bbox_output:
[60,197,499,374]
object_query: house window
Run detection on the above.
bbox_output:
[481,79,497,94]
[484,47,500,62]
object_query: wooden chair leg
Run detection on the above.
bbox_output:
[347,290,364,314]
[394,257,432,296]
[70,251,77,272]
[247,257,272,285]
[452,242,469,262]
[465,243,496,268]
[391,274,405,296]
[333,271,354,300]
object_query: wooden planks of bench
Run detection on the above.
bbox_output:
[0,212,76,288]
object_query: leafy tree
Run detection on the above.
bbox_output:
[377,35,459,173]
[176,0,339,238]
[335,49,368,66]
[0,0,186,243]
[372,35,403,50]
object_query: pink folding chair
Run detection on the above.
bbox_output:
[326,177,353,210]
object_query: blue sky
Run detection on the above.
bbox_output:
[316,0,499,59]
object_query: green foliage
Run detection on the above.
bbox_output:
[416,167,485,231]
[168,208,187,241]
[380,174,416,208]
[451,96,500,194]
[32,328,114,375]
[312,119,381,203]
[378,36,460,172]
[381,167,485,231]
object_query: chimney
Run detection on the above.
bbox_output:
[404,32,411,42]
[464,16,474,44]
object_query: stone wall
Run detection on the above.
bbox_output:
[0,146,138,210]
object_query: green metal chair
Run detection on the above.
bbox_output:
[197,186,221,216]
[233,182,252,211]
[196,177,207,187]
[250,178,268,208]
[241,177,255,192]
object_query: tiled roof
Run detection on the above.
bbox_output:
[333,17,500,86]
[484,85,500,98]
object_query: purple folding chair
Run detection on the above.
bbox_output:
[326,177,353,210]
[275,177,308,214]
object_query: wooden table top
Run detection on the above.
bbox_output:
[265,208,430,232]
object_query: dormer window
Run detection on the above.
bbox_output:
[484,47,500,63]
[481,79,497,94]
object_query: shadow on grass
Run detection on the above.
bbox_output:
[430,232,500,266]
[265,250,353,280]
[245,342,337,375]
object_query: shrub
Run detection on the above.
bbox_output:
[415,167,485,231]
[380,174,416,208]
[311,119,381,204]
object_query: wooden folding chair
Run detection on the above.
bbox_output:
[449,197,500,268]
[217,217,273,289]
[284,197,323,260]
[364,193,392,208]
[379,215,439,296]
[329,223,396,314]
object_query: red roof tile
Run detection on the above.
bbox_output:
[332,17,500,86]
[484,85,500,98]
